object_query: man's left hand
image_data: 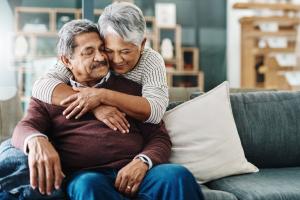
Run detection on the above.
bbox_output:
[115,158,148,197]
[61,87,103,119]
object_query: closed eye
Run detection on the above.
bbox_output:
[82,48,95,55]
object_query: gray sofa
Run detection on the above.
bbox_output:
[190,90,300,200]
[2,89,300,200]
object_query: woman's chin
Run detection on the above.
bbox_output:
[112,67,129,74]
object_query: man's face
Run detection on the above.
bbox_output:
[104,34,145,74]
[66,32,109,85]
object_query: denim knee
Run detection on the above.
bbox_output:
[151,164,194,183]
[67,172,109,198]
[139,164,203,200]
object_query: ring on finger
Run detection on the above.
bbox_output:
[76,105,81,109]
[127,185,132,190]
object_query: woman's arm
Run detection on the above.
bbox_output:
[100,52,169,123]
[62,50,169,124]
[32,62,74,105]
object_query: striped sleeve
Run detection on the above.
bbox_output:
[142,51,169,124]
[32,62,72,104]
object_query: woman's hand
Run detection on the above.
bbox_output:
[93,105,130,134]
[61,87,103,119]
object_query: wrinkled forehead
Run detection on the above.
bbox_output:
[74,32,103,49]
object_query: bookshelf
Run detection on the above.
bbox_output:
[234,2,300,89]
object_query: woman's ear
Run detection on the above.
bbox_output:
[61,56,73,70]
[141,38,147,52]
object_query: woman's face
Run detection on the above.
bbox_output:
[104,34,145,74]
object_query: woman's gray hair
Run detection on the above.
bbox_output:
[98,2,146,46]
[57,19,99,58]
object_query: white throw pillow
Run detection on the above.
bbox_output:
[163,81,258,183]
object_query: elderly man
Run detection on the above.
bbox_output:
[12,20,204,200]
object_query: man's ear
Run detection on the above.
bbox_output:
[60,56,72,70]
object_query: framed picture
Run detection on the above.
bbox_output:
[155,3,176,28]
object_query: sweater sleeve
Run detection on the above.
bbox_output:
[138,121,172,166]
[12,98,52,152]
[142,51,169,124]
[32,62,72,104]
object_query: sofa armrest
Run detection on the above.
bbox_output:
[0,94,23,142]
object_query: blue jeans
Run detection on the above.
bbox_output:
[0,139,65,200]
[66,164,204,200]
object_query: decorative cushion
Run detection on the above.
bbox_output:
[163,81,258,183]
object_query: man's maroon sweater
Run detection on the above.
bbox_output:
[12,74,171,174]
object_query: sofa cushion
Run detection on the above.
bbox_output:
[168,87,201,102]
[201,185,238,200]
[230,91,300,168]
[163,82,258,183]
[207,167,300,200]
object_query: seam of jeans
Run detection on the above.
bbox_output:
[137,193,152,200]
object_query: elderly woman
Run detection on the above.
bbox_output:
[32,2,168,133]
[12,19,204,200]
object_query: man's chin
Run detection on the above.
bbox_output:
[93,68,109,76]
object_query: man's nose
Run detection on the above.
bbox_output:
[94,50,104,61]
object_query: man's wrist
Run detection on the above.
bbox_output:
[134,154,153,169]
[24,134,48,155]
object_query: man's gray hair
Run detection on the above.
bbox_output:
[98,2,146,46]
[57,19,99,58]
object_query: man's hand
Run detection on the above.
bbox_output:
[61,87,103,119]
[115,158,148,197]
[93,105,130,134]
[27,136,65,195]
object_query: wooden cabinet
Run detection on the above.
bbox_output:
[234,2,300,89]
[156,25,203,90]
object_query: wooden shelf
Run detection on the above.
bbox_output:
[243,30,297,38]
[145,16,159,51]
[233,2,300,12]
[234,2,300,89]
[262,56,300,89]
[15,32,57,37]
[240,16,300,25]
[158,25,183,69]
[166,71,204,91]
[182,47,199,72]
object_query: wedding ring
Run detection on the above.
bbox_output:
[76,105,81,109]
[127,185,131,190]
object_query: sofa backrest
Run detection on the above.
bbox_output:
[230,91,300,168]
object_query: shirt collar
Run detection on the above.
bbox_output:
[69,71,111,88]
